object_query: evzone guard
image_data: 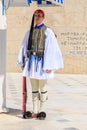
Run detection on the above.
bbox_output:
[18,9,64,120]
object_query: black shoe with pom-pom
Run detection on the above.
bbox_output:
[37,112,46,120]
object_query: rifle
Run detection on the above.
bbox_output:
[22,56,32,119]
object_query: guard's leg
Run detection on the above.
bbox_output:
[39,80,48,113]
[0,30,9,113]
[37,80,48,119]
[30,79,39,114]
[0,75,5,110]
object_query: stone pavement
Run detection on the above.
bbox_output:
[0,73,87,130]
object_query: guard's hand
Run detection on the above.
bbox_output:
[21,66,24,71]
[45,70,52,73]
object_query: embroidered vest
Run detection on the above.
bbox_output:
[27,25,47,58]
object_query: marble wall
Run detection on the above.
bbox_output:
[6,0,87,74]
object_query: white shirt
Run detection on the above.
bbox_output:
[18,27,64,79]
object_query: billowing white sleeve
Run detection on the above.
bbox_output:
[43,28,64,71]
[18,31,29,67]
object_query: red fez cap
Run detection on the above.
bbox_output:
[34,9,45,16]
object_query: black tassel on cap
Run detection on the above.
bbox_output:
[27,9,45,51]
[28,14,34,50]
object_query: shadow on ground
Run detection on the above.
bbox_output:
[6,108,23,118]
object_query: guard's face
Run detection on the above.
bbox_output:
[34,13,44,25]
